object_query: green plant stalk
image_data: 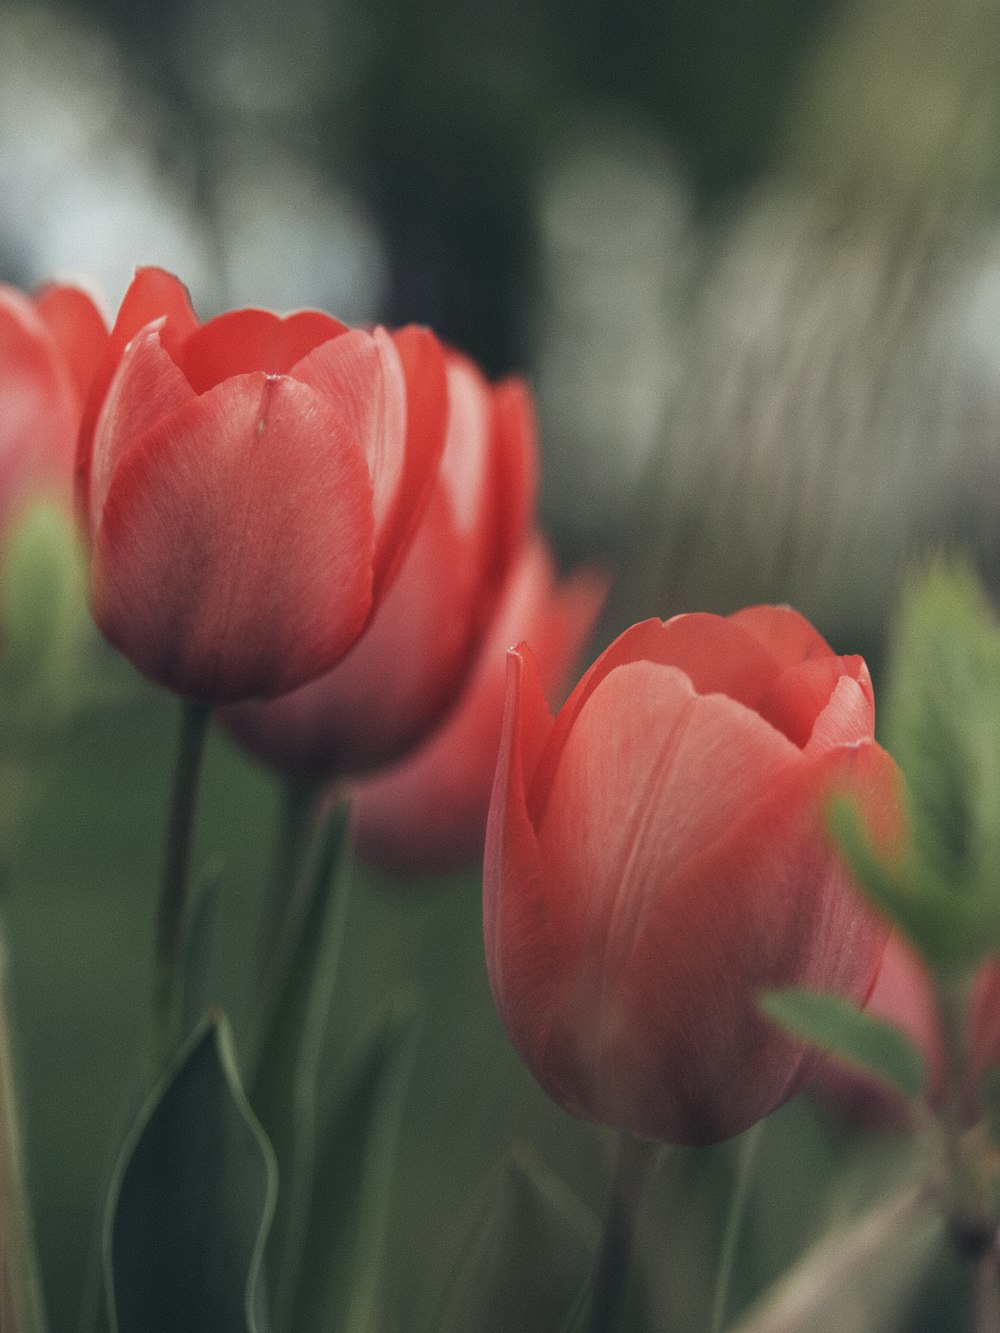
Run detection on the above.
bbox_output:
[712,1118,766,1333]
[153,700,213,1071]
[258,776,325,989]
[578,1131,659,1333]
[0,952,46,1333]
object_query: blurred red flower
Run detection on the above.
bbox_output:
[485,606,900,1145]
[352,534,606,874]
[0,281,107,531]
[77,268,447,703]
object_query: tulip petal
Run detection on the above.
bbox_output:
[536,661,801,966]
[290,328,407,564]
[0,286,82,521]
[376,326,449,600]
[488,377,538,571]
[77,267,199,524]
[806,672,876,752]
[599,739,896,1143]
[92,373,375,701]
[32,283,109,407]
[728,604,834,667]
[485,647,576,1105]
[755,655,846,748]
[177,307,349,392]
[88,324,196,536]
[528,614,785,824]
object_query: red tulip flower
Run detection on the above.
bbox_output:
[76,268,447,703]
[0,281,108,530]
[352,534,606,873]
[485,606,900,1145]
[221,350,539,777]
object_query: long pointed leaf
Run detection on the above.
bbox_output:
[105,1014,277,1333]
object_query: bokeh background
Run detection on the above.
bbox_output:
[2,0,999,1327]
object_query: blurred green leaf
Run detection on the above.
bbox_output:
[105,1014,276,1333]
[250,801,352,1330]
[761,987,926,1104]
[433,1146,599,1333]
[0,500,92,720]
[292,994,421,1333]
[729,1178,945,1333]
[884,560,1000,900]
[831,798,1000,971]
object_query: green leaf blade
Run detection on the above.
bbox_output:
[761,987,926,1104]
[106,1014,277,1333]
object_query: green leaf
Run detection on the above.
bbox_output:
[249,801,353,1331]
[105,1014,277,1333]
[831,798,1000,971]
[728,1179,944,1333]
[291,994,421,1333]
[760,987,926,1104]
[433,1147,599,1333]
[881,559,1000,923]
[0,500,91,716]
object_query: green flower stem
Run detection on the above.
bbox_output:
[258,776,325,985]
[579,1131,659,1333]
[0,951,46,1333]
[712,1119,766,1333]
[153,700,212,1070]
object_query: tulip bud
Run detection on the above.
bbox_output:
[76,268,447,704]
[485,606,900,1145]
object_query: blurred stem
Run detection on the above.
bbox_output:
[259,776,325,984]
[154,700,212,1070]
[578,1131,658,1333]
[711,1119,765,1333]
[0,951,46,1333]
[973,1245,1000,1333]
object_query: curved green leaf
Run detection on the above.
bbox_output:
[761,987,926,1104]
[105,1014,277,1333]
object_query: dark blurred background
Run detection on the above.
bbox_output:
[8,0,1000,653]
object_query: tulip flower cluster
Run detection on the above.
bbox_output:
[3,260,993,1333]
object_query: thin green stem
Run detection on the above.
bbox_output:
[579,1131,659,1333]
[0,950,46,1333]
[258,777,325,986]
[153,700,212,1069]
[712,1119,766,1333]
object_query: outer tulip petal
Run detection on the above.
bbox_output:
[488,377,538,571]
[290,327,406,558]
[755,655,846,747]
[536,661,801,964]
[32,283,109,406]
[76,267,198,524]
[87,323,196,536]
[352,536,606,872]
[177,307,349,391]
[484,646,572,1103]
[92,373,375,701]
[373,326,449,600]
[584,738,897,1143]
[0,286,83,522]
